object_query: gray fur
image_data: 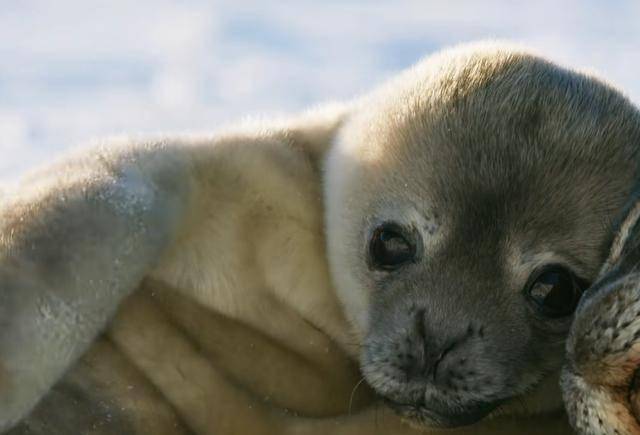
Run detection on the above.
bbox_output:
[325,42,640,429]
[0,142,192,429]
[7,366,135,435]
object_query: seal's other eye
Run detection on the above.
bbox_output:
[369,223,416,270]
[525,265,587,318]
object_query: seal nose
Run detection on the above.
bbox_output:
[398,309,460,382]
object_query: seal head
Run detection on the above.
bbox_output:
[325,42,640,427]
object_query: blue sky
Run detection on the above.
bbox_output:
[1,0,639,182]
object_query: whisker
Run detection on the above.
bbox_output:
[349,377,367,415]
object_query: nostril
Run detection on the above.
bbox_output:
[432,340,457,380]
[395,309,428,379]
[397,309,470,384]
[414,308,427,342]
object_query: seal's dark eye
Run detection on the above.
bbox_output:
[525,265,587,318]
[369,223,416,270]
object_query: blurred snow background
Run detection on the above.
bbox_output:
[1,0,639,182]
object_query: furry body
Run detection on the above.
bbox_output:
[2,42,640,434]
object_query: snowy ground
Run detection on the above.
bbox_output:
[1,0,639,182]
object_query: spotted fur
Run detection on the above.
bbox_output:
[562,197,640,435]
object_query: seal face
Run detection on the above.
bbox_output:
[324,43,640,428]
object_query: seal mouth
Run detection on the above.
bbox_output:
[383,397,501,428]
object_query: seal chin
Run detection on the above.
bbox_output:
[384,397,500,428]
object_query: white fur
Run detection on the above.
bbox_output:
[0,43,607,434]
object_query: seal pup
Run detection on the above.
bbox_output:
[562,194,640,435]
[1,42,640,434]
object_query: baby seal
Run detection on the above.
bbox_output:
[562,195,640,435]
[1,42,640,434]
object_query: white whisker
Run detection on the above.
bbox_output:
[349,377,367,415]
